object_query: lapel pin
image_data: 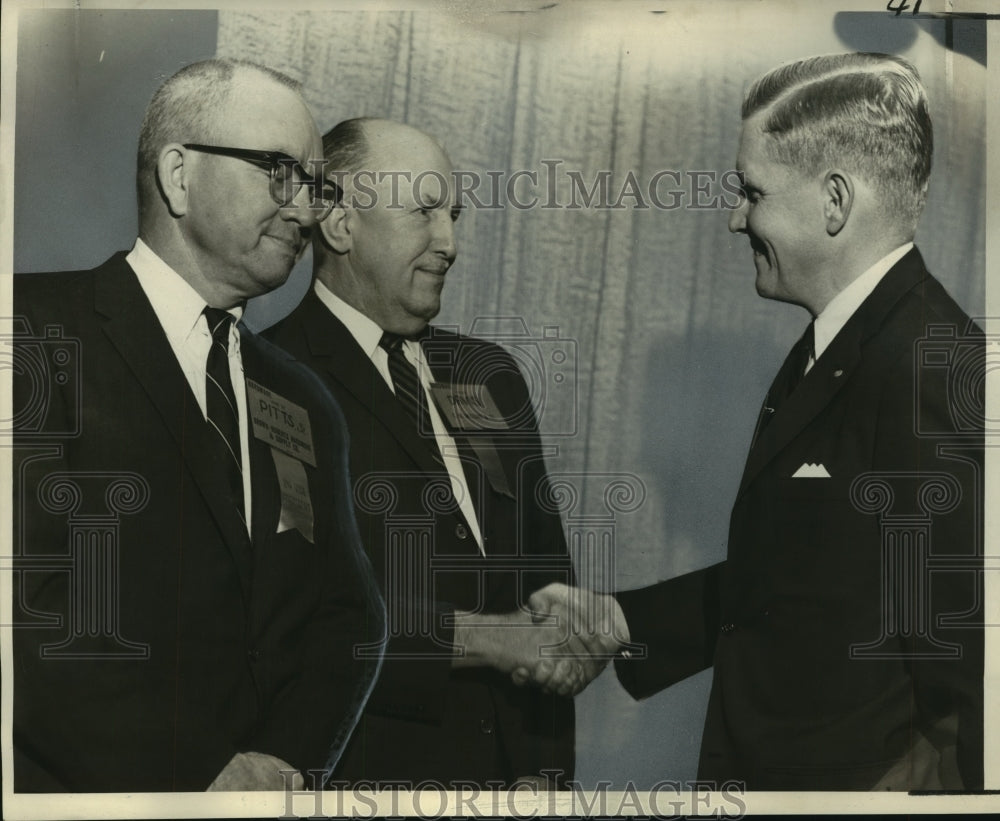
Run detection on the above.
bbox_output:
[833,369,844,378]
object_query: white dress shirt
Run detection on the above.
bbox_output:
[806,242,914,373]
[127,239,252,530]
[314,279,485,553]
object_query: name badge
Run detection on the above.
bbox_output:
[247,379,316,467]
[272,449,314,543]
[429,382,508,431]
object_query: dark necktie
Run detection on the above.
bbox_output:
[204,306,245,523]
[783,320,815,402]
[379,333,443,462]
[759,321,815,433]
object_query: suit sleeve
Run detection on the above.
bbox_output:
[11,287,246,792]
[613,563,723,699]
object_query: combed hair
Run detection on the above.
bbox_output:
[310,118,373,258]
[742,53,932,226]
[136,59,300,215]
[321,117,375,178]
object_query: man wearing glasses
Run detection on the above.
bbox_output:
[12,59,384,792]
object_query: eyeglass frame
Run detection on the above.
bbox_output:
[182,143,341,218]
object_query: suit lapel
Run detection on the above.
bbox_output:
[296,292,486,551]
[93,255,253,579]
[297,291,445,478]
[736,248,931,501]
[736,325,862,500]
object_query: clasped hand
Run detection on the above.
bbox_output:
[513,582,629,696]
[453,583,629,697]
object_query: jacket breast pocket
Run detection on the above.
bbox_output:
[773,475,852,504]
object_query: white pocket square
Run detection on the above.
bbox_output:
[792,462,831,478]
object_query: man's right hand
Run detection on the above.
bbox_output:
[452,583,628,697]
[452,609,600,696]
[510,583,630,694]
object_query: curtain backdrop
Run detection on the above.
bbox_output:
[219,4,986,786]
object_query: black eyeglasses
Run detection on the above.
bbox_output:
[183,144,340,218]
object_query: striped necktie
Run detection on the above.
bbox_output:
[203,306,245,523]
[379,332,443,463]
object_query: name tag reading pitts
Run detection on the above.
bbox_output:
[429,382,508,431]
[246,379,316,542]
[246,378,317,467]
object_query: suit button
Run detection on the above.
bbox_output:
[479,718,494,735]
[456,523,468,540]
[248,649,261,662]
[721,623,736,635]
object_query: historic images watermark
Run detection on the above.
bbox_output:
[297,160,745,212]
[279,773,748,819]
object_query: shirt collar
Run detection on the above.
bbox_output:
[313,278,399,360]
[813,242,913,361]
[127,238,243,343]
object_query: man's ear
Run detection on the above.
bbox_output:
[319,203,353,253]
[157,144,190,217]
[823,170,854,236]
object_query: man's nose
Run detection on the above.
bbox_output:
[729,197,749,234]
[281,179,324,227]
[728,198,748,233]
[432,210,457,260]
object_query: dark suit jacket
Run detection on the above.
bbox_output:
[616,248,984,790]
[12,253,385,792]
[265,289,575,786]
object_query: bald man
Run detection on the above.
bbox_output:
[12,60,384,792]
[266,119,595,787]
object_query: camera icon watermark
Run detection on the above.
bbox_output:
[423,317,578,438]
[0,317,81,439]
[914,321,997,438]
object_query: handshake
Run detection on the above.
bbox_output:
[453,583,631,697]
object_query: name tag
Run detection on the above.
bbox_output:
[429,382,508,431]
[246,379,316,467]
[272,449,314,543]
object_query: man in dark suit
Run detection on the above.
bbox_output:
[534,53,984,790]
[11,59,384,792]
[265,118,606,787]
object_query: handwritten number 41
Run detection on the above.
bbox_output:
[886,0,922,14]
